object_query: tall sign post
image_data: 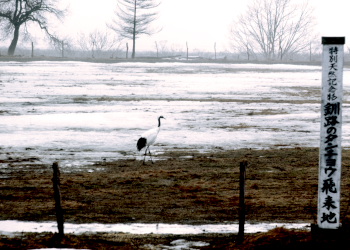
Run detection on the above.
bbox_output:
[317,37,345,229]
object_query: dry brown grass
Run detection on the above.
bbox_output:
[2,147,350,224]
[1,147,350,248]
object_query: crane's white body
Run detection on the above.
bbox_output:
[137,116,165,164]
[141,127,160,147]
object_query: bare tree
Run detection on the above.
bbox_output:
[154,40,168,56]
[77,30,121,58]
[0,0,65,56]
[230,0,315,60]
[169,43,184,56]
[307,35,321,61]
[109,0,161,58]
[51,37,73,58]
[230,25,256,60]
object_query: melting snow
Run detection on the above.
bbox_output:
[0,61,349,170]
[0,220,309,236]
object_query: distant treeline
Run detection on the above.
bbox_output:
[0,46,327,62]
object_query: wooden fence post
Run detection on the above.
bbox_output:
[186,41,189,60]
[52,162,64,237]
[238,161,247,243]
[126,43,129,59]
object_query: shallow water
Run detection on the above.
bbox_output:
[0,220,310,236]
[0,61,349,170]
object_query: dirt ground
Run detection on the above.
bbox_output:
[1,147,350,248]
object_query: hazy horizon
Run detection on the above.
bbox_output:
[1,0,349,53]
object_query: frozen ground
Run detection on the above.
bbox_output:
[0,61,349,170]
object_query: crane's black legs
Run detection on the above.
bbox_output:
[143,146,154,164]
[143,147,148,164]
[148,149,154,163]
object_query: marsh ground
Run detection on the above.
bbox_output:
[1,58,350,248]
[1,147,350,249]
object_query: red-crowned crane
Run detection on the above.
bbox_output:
[137,115,165,164]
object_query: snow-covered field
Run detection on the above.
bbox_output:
[0,61,349,169]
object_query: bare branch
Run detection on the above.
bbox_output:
[108,0,161,58]
[76,29,122,58]
[230,0,315,60]
[0,0,66,55]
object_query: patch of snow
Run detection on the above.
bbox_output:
[0,220,310,236]
[144,239,210,249]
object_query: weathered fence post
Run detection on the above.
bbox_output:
[238,161,247,243]
[126,42,129,59]
[52,162,64,237]
[186,42,189,60]
[214,42,217,60]
[31,42,34,58]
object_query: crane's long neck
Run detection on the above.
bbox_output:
[158,117,162,127]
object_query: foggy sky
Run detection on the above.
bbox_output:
[3,0,350,52]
